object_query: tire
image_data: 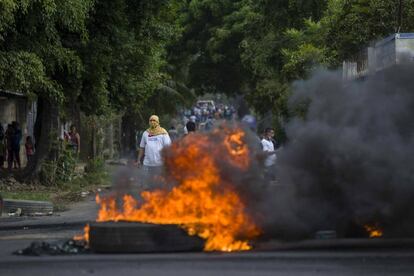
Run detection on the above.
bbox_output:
[89,222,204,253]
[2,199,53,215]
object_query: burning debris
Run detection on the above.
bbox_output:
[14,239,89,256]
[73,224,90,242]
[81,126,262,252]
[364,224,383,238]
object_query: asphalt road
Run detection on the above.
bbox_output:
[1,237,414,276]
[1,187,413,276]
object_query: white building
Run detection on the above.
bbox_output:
[343,33,414,81]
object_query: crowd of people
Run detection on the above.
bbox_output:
[181,101,236,133]
[0,122,81,172]
[0,121,34,171]
[136,111,278,181]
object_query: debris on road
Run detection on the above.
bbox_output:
[14,239,89,256]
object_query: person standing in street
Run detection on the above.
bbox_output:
[261,128,277,168]
[137,115,171,179]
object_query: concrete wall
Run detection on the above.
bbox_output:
[343,33,414,80]
[396,37,414,63]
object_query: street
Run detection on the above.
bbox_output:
[0,243,413,276]
[1,190,414,275]
[1,222,414,275]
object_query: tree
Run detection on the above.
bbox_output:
[170,0,414,140]
[0,0,184,181]
[0,0,93,181]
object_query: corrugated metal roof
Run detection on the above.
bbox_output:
[0,89,25,98]
[397,33,414,39]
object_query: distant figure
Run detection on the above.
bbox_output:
[185,121,196,134]
[261,128,276,167]
[168,126,178,142]
[11,122,22,169]
[5,124,15,171]
[0,134,5,169]
[241,114,257,132]
[25,136,35,164]
[66,124,80,155]
[137,115,171,173]
[205,116,214,131]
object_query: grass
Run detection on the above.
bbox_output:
[0,167,111,211]
[0,191,51,202]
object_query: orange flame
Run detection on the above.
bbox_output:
[73,224,90,242]
[364,224,383,238]
[93,127,260,251]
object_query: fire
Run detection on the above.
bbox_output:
[73,224,90,242]
[91,127,260,251]
[364,224,383,238]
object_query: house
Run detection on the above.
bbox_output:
[343,33,414,81]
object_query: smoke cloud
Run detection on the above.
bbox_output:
[260,64,414,239]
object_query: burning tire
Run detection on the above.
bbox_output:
[89,222,204,253]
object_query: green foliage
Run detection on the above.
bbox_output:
[85,157,105,174]
[0,0,93,102]
[71,0,185,120]
[0,0,185,122]
[323,0,414,63]
[168,0,414,142]
[2,0,414,147]
[40,144,77,186]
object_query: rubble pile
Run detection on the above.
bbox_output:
[14,239,89,256]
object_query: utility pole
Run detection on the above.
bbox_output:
[397,0,403,33]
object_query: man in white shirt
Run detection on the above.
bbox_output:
[261,128,276,167]
[137,115,171,171]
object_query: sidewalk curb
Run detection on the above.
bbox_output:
[2,199,53,216]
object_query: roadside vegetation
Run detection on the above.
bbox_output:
[0,157,110,210]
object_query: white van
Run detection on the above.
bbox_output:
[196,100,215,110]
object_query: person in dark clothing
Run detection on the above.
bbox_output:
[185,121,196,133]
[5,124,14,171]
[0,124,4,139]
[11,121,22,169]
[0,135,5,169]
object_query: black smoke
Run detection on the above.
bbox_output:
[261,64,414,239]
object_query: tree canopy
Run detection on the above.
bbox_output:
[169,0,414,124]
[3,0,414,122]
[1,0,414,135]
